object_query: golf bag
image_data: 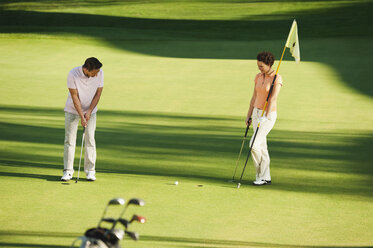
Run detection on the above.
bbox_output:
[71,197,145,248]
[71,227,123,248]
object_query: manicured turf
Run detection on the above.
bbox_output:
[0,1,372,247]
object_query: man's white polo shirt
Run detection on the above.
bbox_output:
[64,66,104,115]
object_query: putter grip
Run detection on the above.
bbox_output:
[244,125,249,137]
[83,127,86,133]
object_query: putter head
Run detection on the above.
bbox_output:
[130,215,146,224]
[108,198,125,206]
[125,231,139,241]
[118,218,129,229]
[128,198,145,206]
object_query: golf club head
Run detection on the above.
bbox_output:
[125,231,139,241]
[102,218,116,223]
[118,218,129,229]
[108,198,125,206]
[128,198,145,206]
[237,183,241,189]
[130,215,146,224]
[111,228,125,241]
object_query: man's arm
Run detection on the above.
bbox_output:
[68,88,88,127]
[84,87,104,121]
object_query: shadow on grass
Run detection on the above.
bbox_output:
[2,1,373,40]
[1,1,373,97]
[0,243,67,248]
[0,171,60,181]
[142,235,373,248]
[0,230,371,248]
[0,105,372,198]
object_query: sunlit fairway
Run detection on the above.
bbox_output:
[0,0,372,247]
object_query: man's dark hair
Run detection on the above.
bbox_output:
[257,51,275,67]
[83,57,102,71]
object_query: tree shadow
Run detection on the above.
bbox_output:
[0,243,67,248]
[0,105,372,198]
[0,230,371,248]
[0,171,61,181]
[1,1,373,97]
[141,235,373,248]
[0,229,78,238]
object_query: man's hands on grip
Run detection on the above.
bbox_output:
[80,115,87,128]
[84,112,91,121]
[81,117,87,128]
[81,112,92,127]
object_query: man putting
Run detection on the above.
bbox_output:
[61,57,104,182]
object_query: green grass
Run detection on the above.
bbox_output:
[0,0,373,247]
[0,0,365,21]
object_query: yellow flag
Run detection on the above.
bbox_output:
[285,20,300,63]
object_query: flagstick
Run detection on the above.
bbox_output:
[276,45,287,74]
[237,45,287,189]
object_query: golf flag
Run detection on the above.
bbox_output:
[285,20,300,63]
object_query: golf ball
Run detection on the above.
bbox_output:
[174,181,179,185]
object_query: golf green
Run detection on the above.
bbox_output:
[0,0,372,247]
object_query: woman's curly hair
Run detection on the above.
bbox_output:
[257,51,275,67]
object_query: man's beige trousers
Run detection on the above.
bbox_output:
[64,112,97,174]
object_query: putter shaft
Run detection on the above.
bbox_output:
[231,125,250,181]
[75,128,85,183]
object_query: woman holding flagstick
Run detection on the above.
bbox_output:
[236,20,299,188]
[245,51,283,186]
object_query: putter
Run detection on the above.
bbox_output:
[97,198,125,228]
[236,128,259,188]
[75,127,86,184]
[230,124,250,182]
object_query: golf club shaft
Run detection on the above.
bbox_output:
[75,127,85,183]
[232,125,250,181]
[97,205,109,227]
[109,205,128,231]
[237,126,259,186]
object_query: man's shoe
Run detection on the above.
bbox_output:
[61,171,72,181]
[86,171,96,181]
